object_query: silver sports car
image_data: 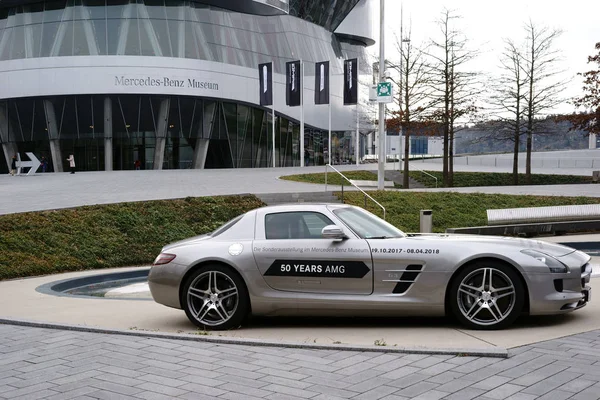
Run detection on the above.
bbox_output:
[148,204,592,330]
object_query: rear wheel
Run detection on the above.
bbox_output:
[182,265,249,330]
[450,261,525,330]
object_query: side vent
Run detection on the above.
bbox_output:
[393,265,423,294]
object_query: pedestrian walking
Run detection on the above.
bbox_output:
[10,155,17,176]
[67,154,75,174]
[41,156,48,172]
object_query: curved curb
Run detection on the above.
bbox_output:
[0,317,508,358]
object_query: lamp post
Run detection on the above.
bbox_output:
[377,0,386,190]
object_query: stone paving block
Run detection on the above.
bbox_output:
[560,378,596,393]
[339,368,380,384]
[312,394,353,400]
[8,389,61,400]
[50,378,105,393]
[0,382,56,399]
[138,373,189,388]
[44,386,99,400]
[301,384,356,398]
[88,381,144,396]
[484,383,526,399]
[286,352,335,366]
[410,389,448,400]
[217,392,265,400]
[219,374,272,389]
[87,390,138,400]
[332,362,378,376]
[435,377,475,393]
[379,395,410,400]
[132,390,180,400]
[450,357,498,374]
[177,383,226,398]
[217,382,274,398]
[417,362,457,376]
[510,363,570,386]
[178,374,226,387]
[50,371,104,386]
[303,375,353,390]
[373,357,416,373]
[215,360,263,372]
[257,368,309,381]
[290,360,339,372]
[98,366,145,379]
[535,389,577,400]
[381,366,422,380]
[425,371,464,385]
[352,385,399,400]
[521,371,582,396]
[442,387,487,400]
[259,375,313,390]
[180,359,223,371]
[261,383,319,399]
[347,377,394,394]
[212,366,265,380]
[471,375,512,391]
[395,381,440,398]
[250,359,300,371]
[94,373,144,388]
[7,372,67,389]
[503,393,538,400]
[264,394,306,400]
[386,372,430,389]
[367,354,400,365]
[570,386,600,400]
[133,382,188,397]
[409,356,446,369]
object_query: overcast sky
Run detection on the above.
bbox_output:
[369,0,600,114]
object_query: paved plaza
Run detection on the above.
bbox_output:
[2,149,600,399]
[1,323,600,400]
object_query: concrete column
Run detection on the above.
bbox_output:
[153,98,170,170]
[43,100,63,172]
[104,97,113,171]
[590,133,597,149]
[2,142,18,171]
[192,139,210,169]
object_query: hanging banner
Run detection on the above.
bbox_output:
[286,60,301,107]
[314,61,330,105]
[258,62,273,106]
[343,58,358,105]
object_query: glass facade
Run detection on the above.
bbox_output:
[0,0,368,74]
[0,94,357,172]
[0,1,369,172]
[289,0,360,32]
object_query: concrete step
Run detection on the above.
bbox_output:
[257,192,342,205]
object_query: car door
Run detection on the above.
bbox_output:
[252,209,373,295]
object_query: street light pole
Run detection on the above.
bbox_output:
[377,0,386,190]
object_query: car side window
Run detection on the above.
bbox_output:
[265,212,334,240]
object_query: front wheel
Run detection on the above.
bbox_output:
[449,261,525,330]
[182,265,249,330]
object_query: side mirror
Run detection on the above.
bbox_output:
[321,225,347,240]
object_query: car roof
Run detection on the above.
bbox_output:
[252,203,354,213]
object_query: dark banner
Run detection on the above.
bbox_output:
[286,60,301,107]
[258,62,273,106]
[264,259,370,278]
[314,61,330,105]
[343,58,358,105]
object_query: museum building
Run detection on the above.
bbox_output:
[0,0,375,173]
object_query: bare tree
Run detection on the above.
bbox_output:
[426,8,479,187]
[522,20,565,183]
[490,39,527,184]
[386,28,434,188]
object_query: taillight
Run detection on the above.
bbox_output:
[153,253,176,265]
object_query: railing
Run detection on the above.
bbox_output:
[411,166,438,188]
[324,164,387,220]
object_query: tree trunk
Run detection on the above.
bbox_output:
[403,126,410,188]
[512,122,519,185]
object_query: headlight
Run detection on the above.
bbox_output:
[521,249,568,273]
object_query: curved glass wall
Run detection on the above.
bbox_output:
[0,94,361,172]
[0,0,368,74]
[288,0,359,31]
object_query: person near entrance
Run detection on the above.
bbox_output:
[10,155,17,176]
[67,154,75,174]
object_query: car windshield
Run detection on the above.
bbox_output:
[332,207,405,239]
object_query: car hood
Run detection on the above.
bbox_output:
[161,234,211,252]
[408,233,577,257]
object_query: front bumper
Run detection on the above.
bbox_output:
[528,262,592,315]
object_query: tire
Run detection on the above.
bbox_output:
[181,264,249,330]
[449,261,525,330]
